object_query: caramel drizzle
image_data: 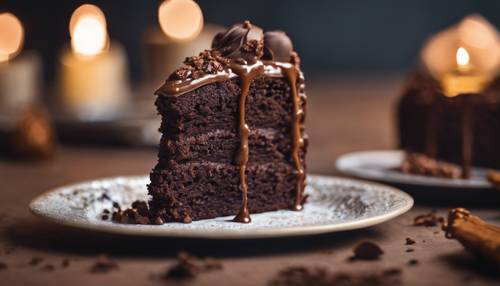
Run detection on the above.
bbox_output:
[275,63,305,211]
[157,60,305,223]
[231,62,264,223]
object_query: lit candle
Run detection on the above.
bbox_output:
[0,13,41,117]
[144,0,222,86]
[56,4,130,121]
[441,47,487,97]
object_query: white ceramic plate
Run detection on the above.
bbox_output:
[336,150,493,189]
[30,175,413,239]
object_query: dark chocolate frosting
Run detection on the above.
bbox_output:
[263,31,294,62]
[212,20,264,63]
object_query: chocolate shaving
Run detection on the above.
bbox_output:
[407,259,419,266]
[350,241,384,261]
[413,211,445,227]
[400,153,461,178]
[405,237,416,245]
[162,251,222,280]
[61,258,70,268]
[269,266,402,286]
[41,264,55,272]
[0,262,7,271]
[29,257,44,266]
[269,266,330,286]
[90,254,119,273]
[169,50,230,81]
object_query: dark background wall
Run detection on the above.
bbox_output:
[1,0,499,83]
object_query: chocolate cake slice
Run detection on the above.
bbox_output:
[148,21,307,223]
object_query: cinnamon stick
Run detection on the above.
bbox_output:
[443,208,500,265]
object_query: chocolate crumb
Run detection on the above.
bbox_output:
[90,254,118,273]
[162,251,223,280]
[41,264,55,272]
[350,241,384,261]
[103,209,110,214]
[0,261,7,271]
[413,211,445,227]
[383,268,402,276]
[154,217,165,225]
[111,200,153,225]
[4,246,15,255]
[101,214,109,220]
[405,237,416,245]
[183,215,192,224]
[269,266,402,286]
[61,258,70,268]
[407,259,419,266]
[29,257,44,266]
[269,266,330,286]
[400,153,461,178]
[98,193,111,201]
[112,202,121,211]
[406,248,414,253]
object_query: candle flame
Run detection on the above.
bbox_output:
[0,13,24,62]
[70,4,108,56]
[158,0,203,41]
[456,47,470,67]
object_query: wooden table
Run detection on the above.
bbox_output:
[1,76,499,285]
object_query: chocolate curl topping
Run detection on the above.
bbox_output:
[211,20,264,63]
[263,31,294,62]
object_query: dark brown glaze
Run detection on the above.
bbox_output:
[231,62,265,223]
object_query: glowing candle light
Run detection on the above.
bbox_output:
[441,47,487,97]
[144,0,222,86]
[159,0,203,41]
[0,13,41,115]
[57,4,130,121]
[0,13,24,62]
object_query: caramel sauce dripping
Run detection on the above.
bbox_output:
[276,62,305,211]
[231,62,264,223]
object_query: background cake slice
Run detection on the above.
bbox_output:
[148,21,307,223]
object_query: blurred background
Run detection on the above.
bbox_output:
[0,0,499,174]
[1,0,499,83]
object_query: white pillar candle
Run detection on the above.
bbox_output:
[0,52,41,117]
[57,43,129,120]
[143,0,222,86]
[56,4,130,121]
[144,24,221,86]
[0,12,40,118]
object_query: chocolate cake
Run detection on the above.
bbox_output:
[148,21,307,223]
[397,70,500,172]
[397,15,500,176]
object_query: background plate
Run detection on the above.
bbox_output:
[30,174,413,239]
[336,150,493,189]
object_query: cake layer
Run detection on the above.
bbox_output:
[156,76,306,138]
[157,128,307,166]
[398,73,500,168]
[148,161,300,222]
